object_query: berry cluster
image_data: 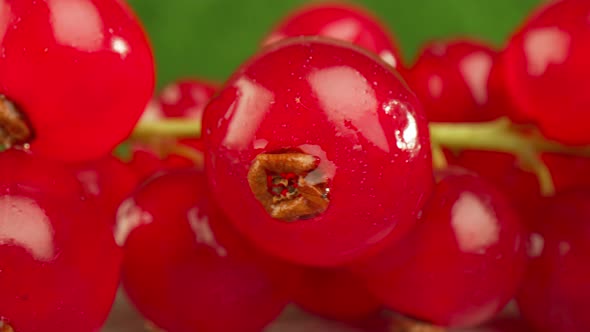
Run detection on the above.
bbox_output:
[0,1,589,332]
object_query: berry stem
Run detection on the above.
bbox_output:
[131,117,590,197]
[132,119,201,140]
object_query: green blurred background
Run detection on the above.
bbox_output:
[127,0,542,90]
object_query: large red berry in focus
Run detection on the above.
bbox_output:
[293,268,381,321]
[203,38,433,266]
[263,3,404,69]
[118,170,294,332]
[406,39,505,122]
[504,0,590,144]
[517,190,590,332]
[0,149,122,332]
[0,0,155,161]
[360,172,527,328]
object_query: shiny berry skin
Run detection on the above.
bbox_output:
[360,172,527,328]
[203,38,433,266]
[118,170,293,332]
[517,190,590,332]
[293,268,381,321]
[68,155,139,222]
[144,79,218,122]
[406,39,505,122]
[504,0,590,144]
[449,150,541,220]
[0,0,155,161]
[263,3,403,69]
[542,153,590,193]
[0,149,122,332]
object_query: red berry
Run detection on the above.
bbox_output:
[406,39,505,122]
[0,149,122,331]
[449,150,541,220]
[67,155,139,222]
[542,153,590,193]
[517,190,590,332]
[504,0,590,144]
[118,170,294,332]
[203,38,433,266]
[141,78,218,125]
[293,268,381,321]
[264,3,403,69]
[0,0,154,161]
[360,172,527,328]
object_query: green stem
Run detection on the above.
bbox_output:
[132,119,201,140]
[132,117,590,197]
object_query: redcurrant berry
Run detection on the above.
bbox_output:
[504,0,590,144]
[203,38,433,266]
[142,79,218,122]
[293,268,381,321]
[263,3,403,69]
[449,150,541,220]
[0,0,155,161]
[67,155,139,222]
[360,172,527,328]
[517,190,590,332]
[118,170,294,332]
[0,149,122,331]
[542,153,590,193]
[406,39,505,122]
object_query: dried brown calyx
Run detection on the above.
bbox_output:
[0,321,14,332]
[247,151,330,221]
[0,95,32,148]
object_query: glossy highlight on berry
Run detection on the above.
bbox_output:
[0,149,122,332]
[118,170,294,332]
[0,0,155,161]
[203,37,433,266]
[360,172,527,328]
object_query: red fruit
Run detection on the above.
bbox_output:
[449,150,541,219]
[127,144,166,180]
[0,149,122,331]
[504,0,590,144]
[361,173,527,328]
[68,155,139,222]
[406,39,505,122]
[203,38,433,266]
[264,3,403,69]
[0,0,154,161]
[542,153,590,193]
[293,268,381,321]
[141,79,218,123]
[118,170,293,332]
[517,190,590,332]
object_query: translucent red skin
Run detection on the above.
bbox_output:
[542,153,590,193]
[157,79,218,121]
[119,170,293,332]
[67,155,139,223]
[203,38,433,266]
[504,0,590,144]
[263,3,404,69]
[292,268,381,321]
[360,173,527,328]
[0,149,122,331]
[406,39,505,122]
[517,190,590,332]
[0,0,154,161]
[467,317,534,332]
[448,150,541,220]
